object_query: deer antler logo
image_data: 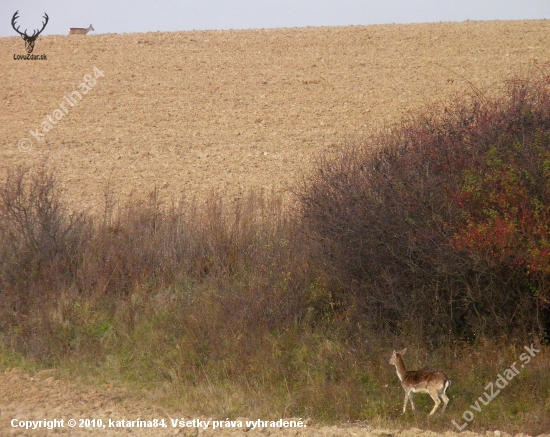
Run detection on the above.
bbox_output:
[12,10,49,54]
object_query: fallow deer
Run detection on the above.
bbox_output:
[389,348,450,415]
[69,25,94,35]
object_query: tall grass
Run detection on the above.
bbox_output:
[1,74,550,434]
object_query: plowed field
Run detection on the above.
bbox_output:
[2,20,549,211]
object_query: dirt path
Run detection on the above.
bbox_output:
[0,368,542,437]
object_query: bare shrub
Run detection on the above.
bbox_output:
[0,166,87,311]
[0,172,312,360]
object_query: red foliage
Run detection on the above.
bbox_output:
[451,151,550,275]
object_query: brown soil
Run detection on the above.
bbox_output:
[1,20,549,212]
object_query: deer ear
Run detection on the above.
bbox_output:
[400,348,407,355]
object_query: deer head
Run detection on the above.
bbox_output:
[12,11,49,54]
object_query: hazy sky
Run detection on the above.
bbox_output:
[1,0,549,37]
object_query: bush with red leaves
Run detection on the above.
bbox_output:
[300,73,550,342]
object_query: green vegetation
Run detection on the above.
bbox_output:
[1,73,550,434]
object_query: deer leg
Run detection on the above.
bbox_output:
[428,391,441,416]
[408,392,415,410]
[439,393,449,413]
[402,390,410,414]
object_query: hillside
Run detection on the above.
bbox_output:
[2,20,550,436]
[1,20,549,210]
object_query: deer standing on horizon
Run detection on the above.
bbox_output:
[68,24,94,35]
[11,10,49,53]
[389,348,451,416]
